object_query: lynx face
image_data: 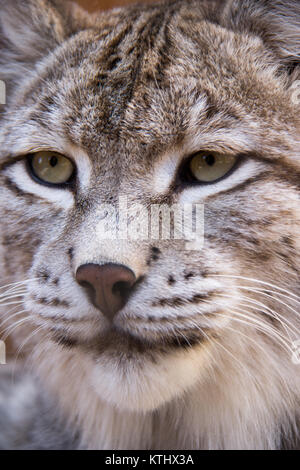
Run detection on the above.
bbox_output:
[0,0,300,428]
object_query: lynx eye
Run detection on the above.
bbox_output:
[187,152,238,183]
[28,151,75,186]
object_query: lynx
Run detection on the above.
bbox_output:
[0,0,299,449]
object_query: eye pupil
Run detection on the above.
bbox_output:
[29,151,75,186]
[204,154,215,166]
[187,151,238,184]
[50,156,58,167]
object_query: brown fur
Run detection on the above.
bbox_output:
[0,0,300,449]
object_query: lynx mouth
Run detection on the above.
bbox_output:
[51,324,209,356]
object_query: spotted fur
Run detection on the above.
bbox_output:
[0,0,300,449]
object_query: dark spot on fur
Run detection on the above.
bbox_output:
[184,272,194,280]
[205,101,219,121]
[256,309,281,328]
[107,56,122,71]
[147,247,161,265]
[192,294,208,302]
[201,271,210,278]
[2,234,23,246]
[52,332,79,349]
[68,247,74,261]
[153,296,185,307]
[95,74,108,87]
[33,296,69,308]
[168,275,176,285]
[37,270,50,283]
[52,298,69,308]
[152,292,214,308]
[281,236,295,249]
[151,249,160,262]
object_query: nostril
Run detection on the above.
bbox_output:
[112,280,133,300]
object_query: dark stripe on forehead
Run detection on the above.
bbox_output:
[97,22,135,65]
[118,10,171,115]
[153,11,178,84]
[108,4,181,116]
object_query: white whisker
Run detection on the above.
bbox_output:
[15,324,47,363]
[0,293,26,302]
[0,309,28,328]
[214,292,297,341]
[1,316,33,342]
[218,310,293,354]
[0,301,24,307]
[237,286,300,322]
[191,320,259,382]
[0,278,39,293]
[213,274,300,301]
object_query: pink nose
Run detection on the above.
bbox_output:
[76,263,136,320]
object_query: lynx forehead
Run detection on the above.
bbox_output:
[0,0,300,450]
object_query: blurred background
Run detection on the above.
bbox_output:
[76,0,158,11]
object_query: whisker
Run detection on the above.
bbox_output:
[22,331,53,378]
[11,323,50,384]
[237,286,300,322]
[223,323,278,361]
[0,293,26,302]
[192,291,295,339]
[0,286,27,295]
[188,292,295,352]
[217,310,293,354]
[1,316,33,342]
[191,320,259,382]
[214,292,297,341]
[213,274,300,301]
[14,324,47,363]
[220,321,297,404]
[238,286,300,306]
[237,299,296,343]
[0,309,28,328]
[225,305,294,350]
[0,278,39,293]
[0,301,24,307]
[204,289,297,341]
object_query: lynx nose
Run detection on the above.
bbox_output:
[76,263,136,320]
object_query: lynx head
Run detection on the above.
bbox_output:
[0,0,300,422]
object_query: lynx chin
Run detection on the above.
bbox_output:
[0,0,300,450]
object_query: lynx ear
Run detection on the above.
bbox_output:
[222,0,300,79]
[0,0,84,102]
